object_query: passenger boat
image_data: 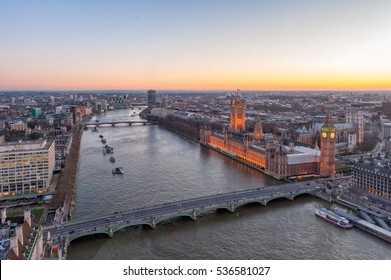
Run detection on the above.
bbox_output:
[101,139,107,144]
[315,208,353,229]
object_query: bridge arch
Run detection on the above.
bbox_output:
[113,221,154,233]
[68,230,111,244]
[228,200,266,211]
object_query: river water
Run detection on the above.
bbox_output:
[67,109,390,259]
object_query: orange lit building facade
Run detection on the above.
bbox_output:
[230,93,246,132]
[199,92,324,180]
[208,132,266,169]
[320,117,336,177]
[200,127,321,180]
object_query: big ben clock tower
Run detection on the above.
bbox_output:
[320,116,336,177]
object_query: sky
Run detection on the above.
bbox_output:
[0,0,390,91]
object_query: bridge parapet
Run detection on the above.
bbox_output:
[44,184,318,249]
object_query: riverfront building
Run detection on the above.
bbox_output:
[201,127,322,180]
[200,93,325,180]
[320,116,336,177]
[352,156,391,199]
[0,140,55,198]
[229,91,246,132]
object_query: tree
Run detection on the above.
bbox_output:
[27,121,36,129]
[29,132,43,140]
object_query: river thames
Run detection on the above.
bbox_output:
[67,109,390,259]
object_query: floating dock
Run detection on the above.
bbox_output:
[332,209,391,244]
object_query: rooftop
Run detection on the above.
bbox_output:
[0,140,54,153]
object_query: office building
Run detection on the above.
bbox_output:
[31,107,42,118]
[0,140,55,198]
[352,156,391,199]
[148,89,157,109]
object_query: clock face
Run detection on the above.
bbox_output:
[330,132,335,139]
[322,132,327,138]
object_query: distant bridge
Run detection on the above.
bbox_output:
[43,183,317,245]
[86,120,156,127]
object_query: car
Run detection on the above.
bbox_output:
[69,230,76,234]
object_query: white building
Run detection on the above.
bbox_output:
[346,111,364,144]
[55,106,63,114]
[383,123,391,139]
[0,140,55,198]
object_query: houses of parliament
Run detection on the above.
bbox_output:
[200,92,336,180]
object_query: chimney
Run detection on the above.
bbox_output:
[24,210,31,227]
[10,236,19,258]
[16,226,24,245]
[1,208,6,224]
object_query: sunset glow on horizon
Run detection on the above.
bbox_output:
[1,0,391,91]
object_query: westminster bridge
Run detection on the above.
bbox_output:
[43,182,321,247]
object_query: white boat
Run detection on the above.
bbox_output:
[315,208,353,229]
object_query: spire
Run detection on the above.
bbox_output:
[253,113,263,141]
[325,110,333,124]
[322,111,336,132]
[314,139,319,150]
[229,89,246,132]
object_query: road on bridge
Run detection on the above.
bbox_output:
[43,182,318,240]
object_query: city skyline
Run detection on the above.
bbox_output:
[1,0,391,91]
